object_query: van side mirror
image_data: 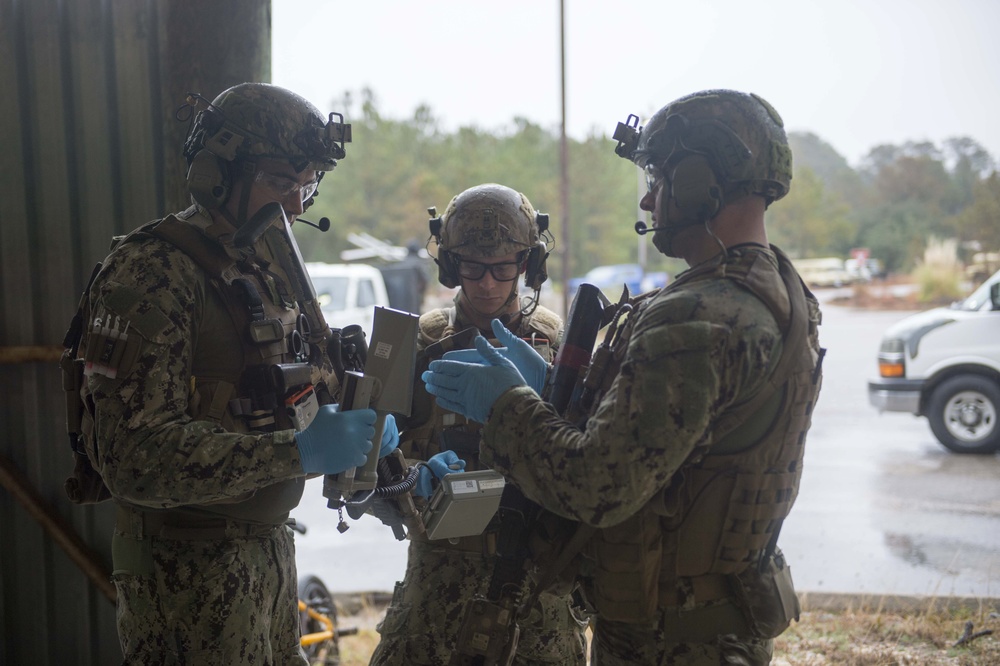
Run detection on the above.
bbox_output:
[991,282,1000,311]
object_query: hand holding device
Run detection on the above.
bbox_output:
[379,413,400,458]
[296,404,375,474]
[414,450,466,498]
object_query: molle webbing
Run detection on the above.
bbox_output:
[146,217,304,431]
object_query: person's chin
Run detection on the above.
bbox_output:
[472,297,503,311]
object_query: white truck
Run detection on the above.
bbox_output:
[306,262,390,332]
[867,269,1000,453]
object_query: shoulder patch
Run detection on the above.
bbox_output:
[525,306,563,344]
[101,281,173,342]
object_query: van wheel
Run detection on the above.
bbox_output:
[927,376,1000,454]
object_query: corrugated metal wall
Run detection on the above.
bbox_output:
[0,1,270,663]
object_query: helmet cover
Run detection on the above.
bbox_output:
[632,89,792,204]
[438,183,539,258]
[184,82,350,173]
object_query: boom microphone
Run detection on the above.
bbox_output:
[299,216,331,232]
[634,220,665,235]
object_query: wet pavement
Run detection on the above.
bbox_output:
[780,296,1000,599]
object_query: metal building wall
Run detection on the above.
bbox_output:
[0,1,270,663]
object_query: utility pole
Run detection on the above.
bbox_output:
[559,0,570,317]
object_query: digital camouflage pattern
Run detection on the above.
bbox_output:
[630,89,793,205]
[369,303,588,666]
[185,82,347,172]
[370,543,588,665]
[83,206,325,664]
[113,525,306,665]
[590,620,772,666]
[437,184,540,258]
[83,209,308,512]
[480,246,822,664]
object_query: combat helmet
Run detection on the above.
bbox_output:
[182,82,352,210]
[613,89,792,225]
[428,183,551,291]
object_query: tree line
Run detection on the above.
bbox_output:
[301,89,999,281]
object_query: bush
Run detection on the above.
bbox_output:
[912,263,964,304]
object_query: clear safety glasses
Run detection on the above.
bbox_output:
[255,171,320,203]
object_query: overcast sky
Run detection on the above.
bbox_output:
[273,0,1000,168]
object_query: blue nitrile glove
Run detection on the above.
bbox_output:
[379,414,399,458]
[422,335,526,423]
[414,450,467,498]
[295,405,375,474]
[441,319,548,393]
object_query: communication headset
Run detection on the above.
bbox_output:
[186,150,232,209]
[522,212,550,291]
[427,208,551,291]
[666,153,723,224]
[183,103,247,210]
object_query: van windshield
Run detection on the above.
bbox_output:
[313,277,349,311]
[954,270,1000,311]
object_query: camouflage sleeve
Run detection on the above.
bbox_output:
[480,287,780,528]
[85,238,303,509]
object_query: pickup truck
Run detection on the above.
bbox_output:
[867,269,1000,453]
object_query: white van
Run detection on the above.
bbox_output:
[867,269,1000,453]
[305,262,390,332]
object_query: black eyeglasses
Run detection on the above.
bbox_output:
[456,259,522,282]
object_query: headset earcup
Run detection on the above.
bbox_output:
[186,150,231,209]
[524,242,549,291]
[670,155,722,220]
[436,251,458,289]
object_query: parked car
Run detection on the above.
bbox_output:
[867,268,1000,453]
[567,263,669,301]
[306,262,390,332]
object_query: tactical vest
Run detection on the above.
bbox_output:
[581,247,823,624]
[63,209,335,523]
[399,303,561,549]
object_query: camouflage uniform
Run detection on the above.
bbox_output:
[82,206,326,665]
[479,246,823,665]
[369,298,589,666]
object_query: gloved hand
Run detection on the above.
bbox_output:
[414,450,467,499]
[295,404,375,474]
[442,319,548,393]
[422,334,526,423]
[379,414,399,458]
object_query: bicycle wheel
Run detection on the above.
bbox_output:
[298,574,341,665]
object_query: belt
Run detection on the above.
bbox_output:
[115,504,283,541]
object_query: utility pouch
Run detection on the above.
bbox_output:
[729,549,800,638]
[61,345,112,504]
[451,597,520,666]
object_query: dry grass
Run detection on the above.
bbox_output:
[328,594,1000,666]
[774,606,999,665]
